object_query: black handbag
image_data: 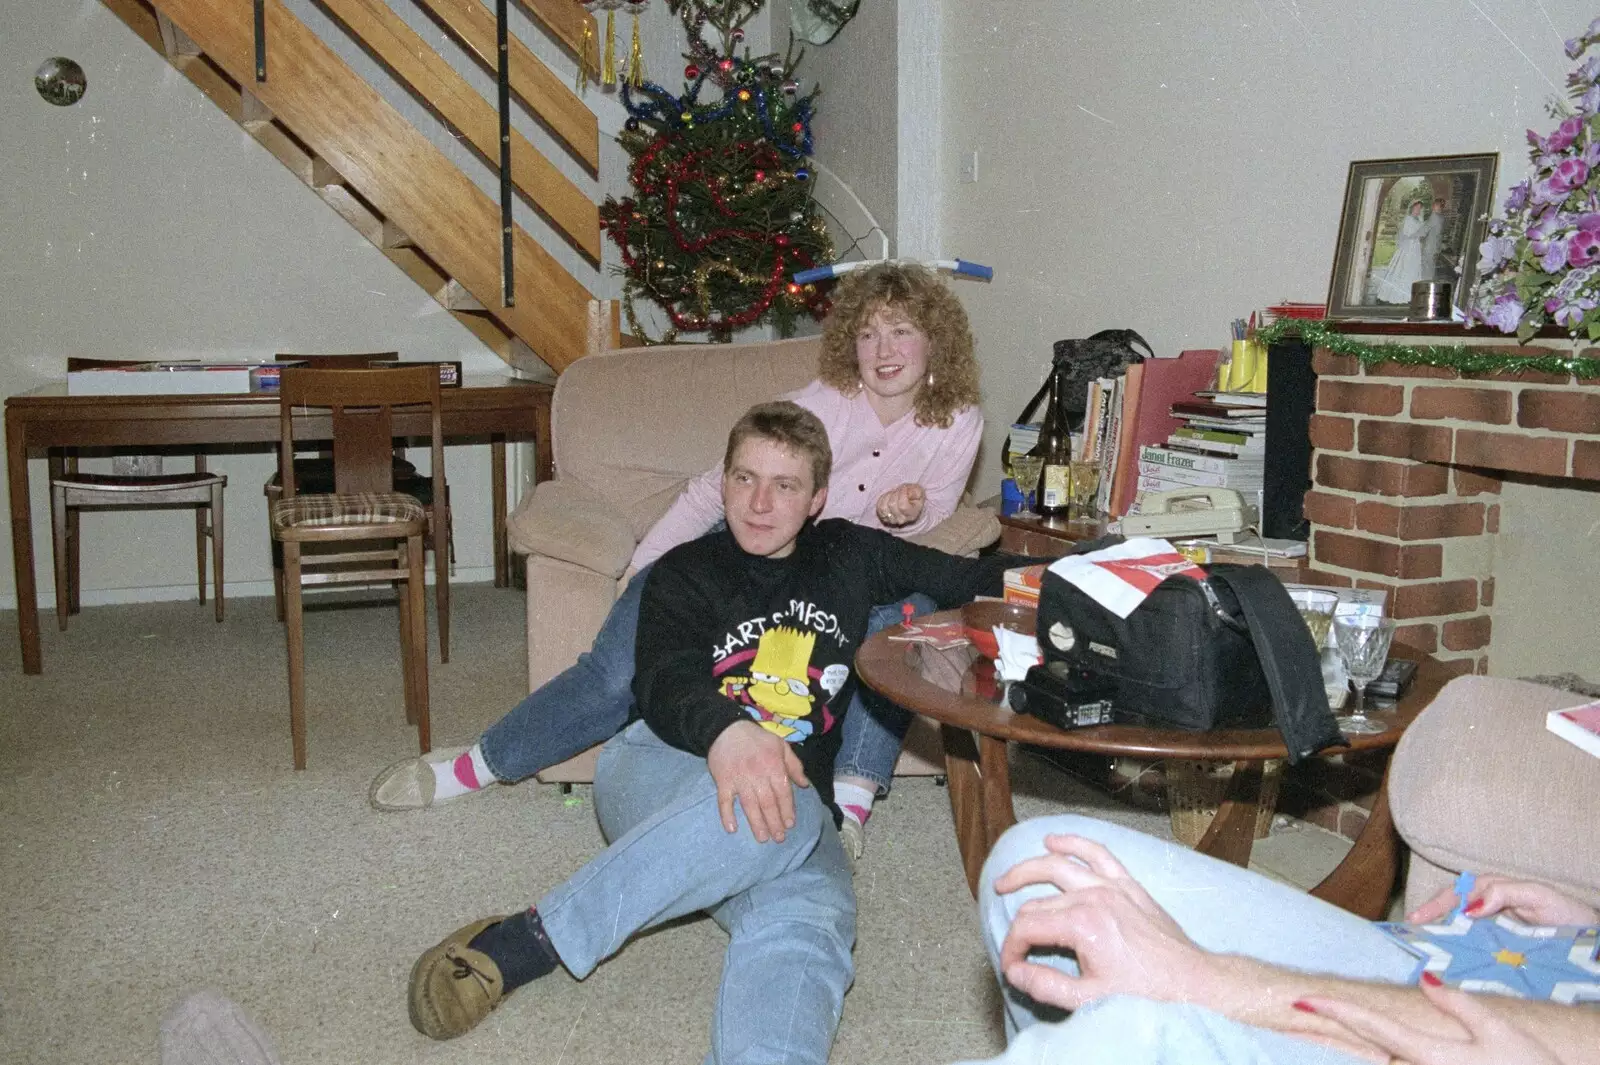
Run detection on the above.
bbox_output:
[1003,329,1153,467]
[1031,559,1344,764]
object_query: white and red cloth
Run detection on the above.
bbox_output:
[1045,538,1207,619]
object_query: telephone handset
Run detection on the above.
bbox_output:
[1121,487,1255,543]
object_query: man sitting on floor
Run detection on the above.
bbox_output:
[406,401,1031,1063]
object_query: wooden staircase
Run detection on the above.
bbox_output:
[100,0,604,376]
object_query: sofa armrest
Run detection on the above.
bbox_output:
[906,504,1001,557]
[506,479,637,579]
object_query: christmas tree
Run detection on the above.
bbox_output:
[599,0,834,341]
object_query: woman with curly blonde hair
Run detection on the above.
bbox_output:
[371,262,984,863]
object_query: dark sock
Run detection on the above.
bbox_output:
[467,908,561,993]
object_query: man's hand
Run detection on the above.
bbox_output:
[875,483,927,527]
[993,834,1216,1011]
[706,721,810,843]
[1301,980,1562,1065]
[1407,875,1600,927]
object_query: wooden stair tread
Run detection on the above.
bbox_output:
[142,0,595,372]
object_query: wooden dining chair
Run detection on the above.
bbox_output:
[50,454,227,630]
[270,365,442,770]
[265,352,453,661]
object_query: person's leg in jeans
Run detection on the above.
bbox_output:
[368,566,650,811]
[832,592,935,858]
[976,815,1419,1038]
[409,719,856,1062]
[950,994,1378,1065]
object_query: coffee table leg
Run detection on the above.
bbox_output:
[939,724,1018,897]
[1194,760,1264,868]
[1310,766,1401,919]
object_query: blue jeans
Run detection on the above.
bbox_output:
[479,567,927,790]
[477,565,651,782]
[538,720,856,1065]
[961,815,1418,1064]
[833,594,935,794]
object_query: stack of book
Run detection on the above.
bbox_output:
[1138,390,1265,498]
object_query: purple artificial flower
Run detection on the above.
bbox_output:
[1532,177,1570,207]
[1577,212,1600,232]
[1547,115,1585,151]
[1478,234,1519,272]
[1568,37,1585,59]
[1504,180,1532,212]
[1481,294,1527,333]
[1551,157,1590,192]
[1570,240,1600,270]
[1551,296,1598,327]
[1584,84,1600,115]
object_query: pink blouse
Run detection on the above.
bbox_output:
[631,380,984,570]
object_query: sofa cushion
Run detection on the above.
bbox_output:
[552,336,821,539]
[507,479,637,578]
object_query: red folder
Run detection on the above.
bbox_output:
[1110,349,1223,516]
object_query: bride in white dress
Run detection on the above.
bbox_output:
[1371,201,1427,304]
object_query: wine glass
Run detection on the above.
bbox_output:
[1010,454,1044,516]
[1333,616,1397,735]
[1068,459,1101,522]
[1293,590,1339,650]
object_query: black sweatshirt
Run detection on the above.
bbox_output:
[631,518,1024,816]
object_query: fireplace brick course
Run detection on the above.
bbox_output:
[1305,331,1600,678]
[1411,386,1513,424]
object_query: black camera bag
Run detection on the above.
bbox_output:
[1034,560,1343,764]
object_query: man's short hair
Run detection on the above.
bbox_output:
[724,401,833,493]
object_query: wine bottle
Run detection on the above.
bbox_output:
[1032,365,1074,518]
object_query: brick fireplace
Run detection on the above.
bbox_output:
[1299,325,1600,675]
[1278,323,1600,836]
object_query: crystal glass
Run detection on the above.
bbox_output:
[1067,459,1102,522]
[1010,453,1044,516]
[1293,590,1339,650]
[1333,616,1397,735]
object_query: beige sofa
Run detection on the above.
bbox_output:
[1389,674,1600,913]
[505,334,1000,783]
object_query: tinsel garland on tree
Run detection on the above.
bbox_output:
[598,0,834,341]
[1256,319,1600,378]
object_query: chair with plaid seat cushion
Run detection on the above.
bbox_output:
[271,365,443,770]
[264,352,453,661]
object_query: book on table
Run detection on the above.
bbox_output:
[1547,700,1600,758]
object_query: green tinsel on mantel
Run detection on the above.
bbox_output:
[1256,319,1600,379]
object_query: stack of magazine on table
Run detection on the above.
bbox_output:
[1137,389,1265,501]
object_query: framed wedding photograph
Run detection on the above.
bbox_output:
[1325,153,1499,320]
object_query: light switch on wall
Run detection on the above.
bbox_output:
[960,149,979,183]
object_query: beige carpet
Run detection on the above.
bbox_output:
[0,586,1175,1065]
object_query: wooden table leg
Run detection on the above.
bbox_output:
[491,436,508,588]
[1194,760,1264,868]
[7,412,42,674]
[940,724,1020,898]
[940,724,988,896]
[1311,767,1402,919]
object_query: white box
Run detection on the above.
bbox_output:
[67,365,260,396]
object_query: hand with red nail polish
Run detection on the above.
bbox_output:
[1296,980,1563,1065]
[1407,875,1599,927]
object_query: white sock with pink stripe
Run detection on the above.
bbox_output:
[430,743,497,802]
[833,780,876,830]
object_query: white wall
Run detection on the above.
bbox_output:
[935,0,1599,679]
[0,1,763,610]
[939,0,1593,498]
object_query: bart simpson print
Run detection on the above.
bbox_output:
[720,626,816,741]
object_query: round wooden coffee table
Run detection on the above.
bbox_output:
[855,609,1450,918]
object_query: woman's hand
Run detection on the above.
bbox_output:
[1300,980,1561,1065]
[992,834,1218,1011]
[1407,876,1600,927]
[875,483,926,527]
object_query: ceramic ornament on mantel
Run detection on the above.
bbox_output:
[578,0,649,89]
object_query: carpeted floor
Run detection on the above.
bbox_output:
[0,586,1188,1065]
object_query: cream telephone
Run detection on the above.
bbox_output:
[1121,487,1255,543]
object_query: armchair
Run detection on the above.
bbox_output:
[506,334,1000,783]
